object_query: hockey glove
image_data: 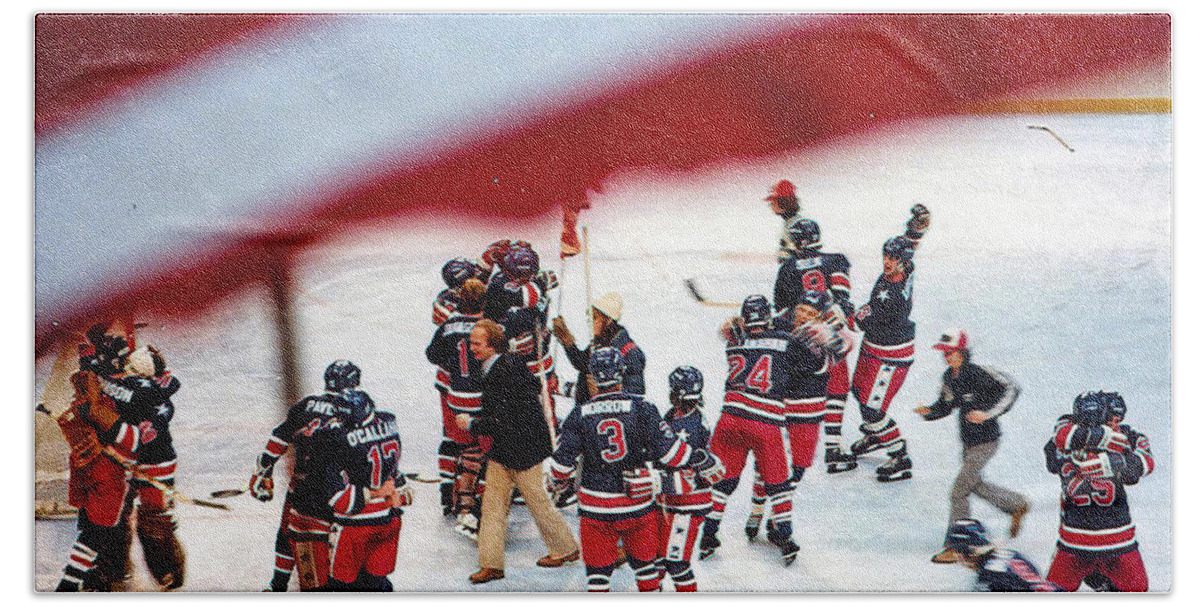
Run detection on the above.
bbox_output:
[249,461,276,502]
[905,204,931,240]
[623,467,658,500]
[694,450,727,485]
[1074,451,1114,479]
[1097,426,1131,454]
[509,332,536,356]
[394,482,414,508]
[547,472,573,499]
[482,239,512,268]
[536,269,559,292]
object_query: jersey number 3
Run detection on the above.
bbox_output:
[597,419,627,463]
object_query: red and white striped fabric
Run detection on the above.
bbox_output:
[33,13,1170,353]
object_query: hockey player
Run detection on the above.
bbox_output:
[549,348,724,592]
[918,329,1029,563]
[1043,391,1153,592]
[772,216,857,473]
[490,246,559,396]
[653,366,713,592]
[763,179,801,261]
[701,295,816,566]
[552,291,646,405]
[248,360,361,591]
[322,388,412,591]
[106,344,187,590]
[53,326,142,591]
[847,204,931,482]
[946,519,1060,592]
[432,257,483,326]
[426,276,487,519]
[745,293,853,543]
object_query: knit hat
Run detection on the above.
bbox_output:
[592,292,624,322]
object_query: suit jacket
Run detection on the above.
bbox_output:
[470,353,553,471]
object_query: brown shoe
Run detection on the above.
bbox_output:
[536,549,580,568]
[1009,503,1030,538]
[930,547,960,564]
[468,568,505,584]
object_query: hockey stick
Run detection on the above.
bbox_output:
[208,472,439,499]
[683,278,740,308]
[1027,125,1075,152]
[35,403,229,511]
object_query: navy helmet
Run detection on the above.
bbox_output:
[800,290,831,312]
[325,359,362,392]
[740,294,772,330]
[786,217,822,250]
[668,366,704,406]
[1072,391,1109,425]
[589,347,624,389]
[502,246,539,282]
[946,519,992,556]
[882,236,916,263]
[1105,392,1127,422]
[441,257,479,289]
[339,387,376,427]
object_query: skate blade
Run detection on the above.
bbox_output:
[877,471,913,483]
[827,462,858,474]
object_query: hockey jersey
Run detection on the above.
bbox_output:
[655,406,712,514]
[105,371,182,488]
[773,249,854,319]
[723,328,812,426]
[550,392,696,521]
[257,392,350,521]
[1043,416,1154,557]
[973,549,1060,592]
[855,265,917,360]
[322,409,405,527]
[426,312,482,404]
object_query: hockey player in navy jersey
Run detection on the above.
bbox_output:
[322,388,411,591]
[701,295,816,566]
[248,360,360,591]
[653,366,713,592]
[432,257,484,326]
[426,277,487,520]
[946,519,1060,592]
[772,216,858,473]
[549,348,725,592]
[1044,391,1153,592]
[848,204,930,482]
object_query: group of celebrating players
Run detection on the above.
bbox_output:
[46,179,1157,593]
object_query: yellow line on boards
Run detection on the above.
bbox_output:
[961,97,1171,115]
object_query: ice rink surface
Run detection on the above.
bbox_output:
[34,112,1171,592]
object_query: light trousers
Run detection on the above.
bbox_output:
[478,459,578,570]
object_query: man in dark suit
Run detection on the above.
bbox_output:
[457,319,578,585]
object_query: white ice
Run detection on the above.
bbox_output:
[34,112,1171,592]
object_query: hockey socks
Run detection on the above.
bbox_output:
[57,540,98,592]
[663,560,698,592]
[267,518,294,591]
[823,396,848,450]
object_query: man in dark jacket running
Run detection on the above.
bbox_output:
[916,329,1030,563]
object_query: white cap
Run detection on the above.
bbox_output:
[125,346,157,377]
[932,328,969,352]
[592,292,624,322]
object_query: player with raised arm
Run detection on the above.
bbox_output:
[549,349,724,592]
[653,366,714,592]
[322,388,411,591]
[1043,391,1153,592]
[945,519,1060,592]
[763,179,802,261]
[700,295,811,566]
[426,276,487,519]
[772,217,857,473]
[248,360,359,592]
[848,204,930,482]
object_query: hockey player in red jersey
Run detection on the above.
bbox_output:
[53,326,142,591]
[847,204,930,482]
[426,275,487,520]
[248,360,362,591]
[549,348,724,592]
[772,216,858,473]
[1044,391,1153,592]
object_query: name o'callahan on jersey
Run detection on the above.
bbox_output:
[345,418,400,448]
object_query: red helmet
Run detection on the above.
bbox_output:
[764,179,796,201]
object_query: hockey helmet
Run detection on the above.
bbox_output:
[589,347,624,389]
[442,257,479,290]
[1105,392,1127,422]
[740,294,772,330]
[339,387,376,427]
[325,359,362,392]
[1072,391,1108,425]
[882,236,916,263]
[786,217,822,250]
[946,519,992,556]
[668,366,704,405]
[502,246,539,282]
